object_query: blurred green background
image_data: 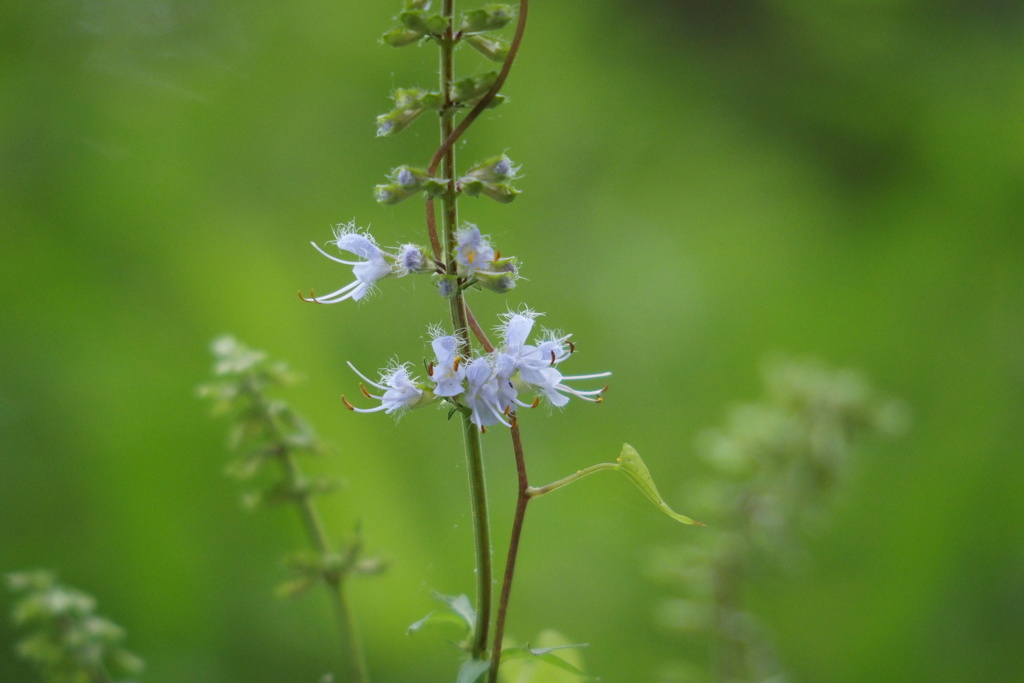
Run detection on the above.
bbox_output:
[2,0,1023,681]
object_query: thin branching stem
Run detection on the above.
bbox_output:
[254,386,369,683]
[278,450,369,683]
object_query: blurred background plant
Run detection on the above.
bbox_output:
[6,571,144,683]
[198,334,376,682]
[2,0,1022,681]
[648,358,906,683]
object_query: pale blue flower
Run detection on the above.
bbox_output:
[343,362,428,414]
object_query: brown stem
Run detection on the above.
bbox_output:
[423,0,530,253]
[487,421,531,682]
[466,304,495,352]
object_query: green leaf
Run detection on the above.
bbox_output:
[501,644,592,678]
[435,592,477,632]
[407,593,476,636]
[497,630,592,683]
[406,610,468,635]
[616,444,703,526]
[457,658,491,683]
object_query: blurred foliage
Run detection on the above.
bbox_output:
[2,0,1023,681]
[6,571,144,683]
[649,358,904,682]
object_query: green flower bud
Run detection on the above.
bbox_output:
[460,155,520,202]
[435,273,458,298]
[460,5,514,33]
[376,88,442,137]
[459,178,485,197]
[464,34,510,62]
[465,154,518,183]
[374,166,431,204]
[475,257,519,293]
[450,71,499,103]
[480,182,519,203]
[422,177,449,199]
[381,26,423,47]
[403,0,431,10]
[399,10,448,35]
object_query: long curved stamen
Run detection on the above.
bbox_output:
[311,241,364,266]
[346,361,387,390]
[560,371,612,381]
[349,403,389,414]
[311,281,364,303]
[343,390,388,413]
[556,384,606,401]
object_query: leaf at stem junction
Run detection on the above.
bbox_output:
[616,443,703,526]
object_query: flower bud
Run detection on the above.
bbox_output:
[403,0,431,10]
[459,178,486,198]
[421,177,449,199]
[464,34,510,62]
[374,165,431,204]
[395,244,434,275]
[460,5,514,33]
[480,182,520,204]
[475,257,519,293]
[450,71,498,104]
[465,154,518,183]
[435,274,458,298]
[376,88,442,137]
[399,10,449,35]
[459,156,520,203]
[381,26,423,47]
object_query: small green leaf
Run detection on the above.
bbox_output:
[457,658,491,683]
[616,444,702,526]
[435,592,477,632]
[501,643,592,678]
[406,610,468,635]
[408,592,476,636]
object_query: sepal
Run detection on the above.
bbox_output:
[464,34,510,62]
[451,71,499,104]
[381,26,424,47]
[399,9,449,35]
[464,154,519,183]
[374,165,431,204]
[474,257,519,293]
[377,88,443,137]
[460,5,514,33]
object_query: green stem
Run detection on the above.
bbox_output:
[252,382,369,683]
[527,462,620,498]
[278,451,369,683]
[439,0,493,661]
[461,409,493,659]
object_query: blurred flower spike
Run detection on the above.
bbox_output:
[301,222,433,304]
[6,570,145,683]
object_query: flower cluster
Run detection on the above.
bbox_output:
[344,312,609,431]
[305,222,521,302]
[300,222,433,304]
